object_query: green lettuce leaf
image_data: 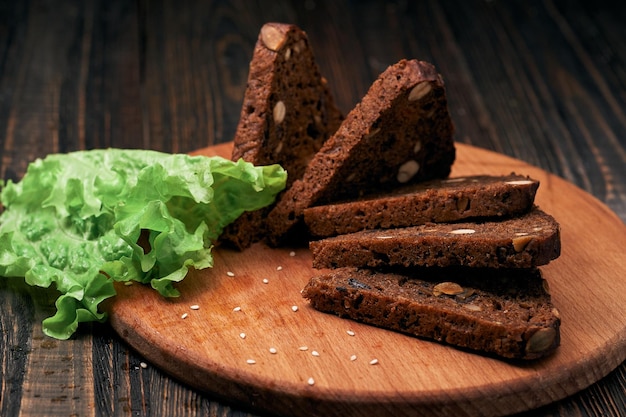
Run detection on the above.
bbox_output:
[0,149,286,339]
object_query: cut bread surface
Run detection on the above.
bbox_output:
[304,174,539,238]
[220,22,344,249]
[310,207,561,269]
[302,267,561,360]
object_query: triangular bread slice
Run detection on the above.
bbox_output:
[221,23,344,249]
[303,174,540,238]
[266,59,456,245]
[302,267,561,360]
[310,207,561,269]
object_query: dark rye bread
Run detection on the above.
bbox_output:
[301,267,561,360]
[310,207,561,269]
[265,59,456,245]
[303,174,539,238]
[221,22,344,249]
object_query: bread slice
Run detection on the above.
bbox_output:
[265,59,456,245]
[220,22,344,249]
[310,207,560,269]
[303,174,539,238]
[302,267,561,360]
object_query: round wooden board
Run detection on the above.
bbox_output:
[107,142,626,417]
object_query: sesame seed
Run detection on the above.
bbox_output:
[307,377,315,386]
[239,332,246,339]
[291,305,299,312]
[350,355,357,361]
[299,346,309,351]
[124,281,133,286]
[262,278,269,284]
[369,359,379,365]
[346,330,355,336]
[289,251,296,257]
[505,180,534,186]
[181,313,189,319]
[140,362,147,369]
[450,228,475,235]
[232,306,242,312]
[276,266,283,271]
[246,359,256,365]
[190,305,200,310]
[226,271,235,277]
[311,351,320,357]
[269,347,278,354]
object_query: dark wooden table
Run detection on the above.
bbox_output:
[1,0,625,416]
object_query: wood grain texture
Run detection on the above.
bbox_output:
[105,142,626,417]
[0,0,624,416]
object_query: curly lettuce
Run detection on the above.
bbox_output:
[0,149,286,339]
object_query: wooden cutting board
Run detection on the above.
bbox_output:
[106,142,626,417]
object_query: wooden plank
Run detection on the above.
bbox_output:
[0,3,103,415]
[0,2,142,415]
[18,297,95,417]
[83,0,143,150]
[107,142,626,417]
[137,0,258,150]
[0,279,33,417]
[431,0,626,222]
